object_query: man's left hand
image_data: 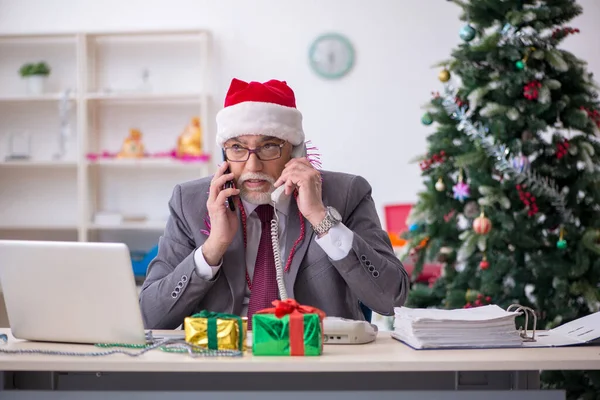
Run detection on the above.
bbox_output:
[274,157,326,227]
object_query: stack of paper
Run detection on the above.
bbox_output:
[391,305,523,349]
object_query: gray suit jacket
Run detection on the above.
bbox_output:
[139,170,409,329]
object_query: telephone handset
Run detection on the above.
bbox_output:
[222,149,236,211]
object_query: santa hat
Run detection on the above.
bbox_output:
[216,79,305,154]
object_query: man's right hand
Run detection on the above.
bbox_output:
[203,162,240,266]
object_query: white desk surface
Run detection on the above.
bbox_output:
[0,329,598,373]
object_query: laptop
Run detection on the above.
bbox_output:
[0,240,148,345]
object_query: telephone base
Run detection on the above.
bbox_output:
[323,316,378,345]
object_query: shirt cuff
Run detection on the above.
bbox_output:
[314,223,354,261]
[193,246,222,280]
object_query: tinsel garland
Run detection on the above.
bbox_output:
[435,22,572,223]
[439,83,571,223]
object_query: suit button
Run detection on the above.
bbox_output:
[360,255,367,262]
[174,287,181,293]
[372,271,380,278]
[368,266,375,272]
[177,281,183,289]
[171,291,178,298]
[181,275,188,283]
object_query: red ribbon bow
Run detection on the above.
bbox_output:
[257,299,326,356]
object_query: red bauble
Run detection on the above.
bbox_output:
[479,260,489,270]
[473,214,492,235]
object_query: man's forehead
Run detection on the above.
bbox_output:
[226,135,283,145]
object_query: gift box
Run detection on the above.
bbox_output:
[184,310,247,351]
[252,299,326,356]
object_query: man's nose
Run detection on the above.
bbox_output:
[244,153,263,172]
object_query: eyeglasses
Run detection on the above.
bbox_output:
[223,142,285,162]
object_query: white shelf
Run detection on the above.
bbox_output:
[0,29,213,243]
[0,224,78,230]
[0,160,78,168]
[86,158,210,170]
[88,221,166,231]
[85,92,204,104]
[0,93,77,102]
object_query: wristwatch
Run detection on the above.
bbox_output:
[312,206,342,236]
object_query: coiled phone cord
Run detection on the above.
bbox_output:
[270,205,289,300]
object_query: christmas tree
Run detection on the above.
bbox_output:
[401,0,600,398]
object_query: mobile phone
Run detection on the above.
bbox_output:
[222,149,236,211]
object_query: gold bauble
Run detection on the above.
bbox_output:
[435,177,445,192]
[438,68,451,83]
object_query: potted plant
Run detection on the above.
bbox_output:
[19,62,51,95]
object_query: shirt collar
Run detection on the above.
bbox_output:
[241,191,292,217]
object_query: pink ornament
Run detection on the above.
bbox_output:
[452,181,470,201]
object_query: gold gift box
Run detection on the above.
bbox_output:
[184,315,247,351]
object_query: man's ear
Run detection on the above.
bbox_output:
[291,143,307,158]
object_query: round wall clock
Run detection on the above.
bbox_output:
[308,33,355,80]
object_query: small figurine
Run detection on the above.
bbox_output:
[117,128,145,158]
[176,117,203,158]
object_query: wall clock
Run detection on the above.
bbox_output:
[308,33,355,80]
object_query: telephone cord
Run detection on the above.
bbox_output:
[270,205,288,300]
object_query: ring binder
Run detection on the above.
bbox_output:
[506,304,537,342]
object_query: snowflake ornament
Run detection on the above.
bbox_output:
[453,181,470,202]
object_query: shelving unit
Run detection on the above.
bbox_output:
[0,30,214,255]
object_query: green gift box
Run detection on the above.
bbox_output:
[252,299,326,356]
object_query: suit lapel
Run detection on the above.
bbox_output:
[283,199,314,299]
[221,212,246,315]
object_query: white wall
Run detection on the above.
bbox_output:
[1,0,599,224]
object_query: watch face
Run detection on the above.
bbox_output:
[329,207,342,221]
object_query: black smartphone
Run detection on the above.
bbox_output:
[222,149,236,211]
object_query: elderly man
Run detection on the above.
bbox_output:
[139,78,409,329]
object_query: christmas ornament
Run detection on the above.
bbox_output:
[438,68,451,83]
[452,169,469,202]
[515,60,525,70]
[516,184,539,217]
[419,150,447,171]
[437,246,453,263]
[580,106,600,129]
[479,254,489,270]
[409,223,419,232]
[463,201,479,219]
[459,24,476,42]
[473,211,492,235]
[524,81,542,100]
[421,112,433,125]
[511,154,530,172]
[556,139,570,160]
[435,177,445,192]
[551,26,580,39]
[557,226,567,249]
[516,47,536,71]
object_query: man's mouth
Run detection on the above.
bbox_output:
[243,179,269,189]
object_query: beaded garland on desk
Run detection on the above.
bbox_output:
[0,333,243,358]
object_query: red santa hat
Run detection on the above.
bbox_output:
[216,78,305,150]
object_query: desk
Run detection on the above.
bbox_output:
[0,329,597,399]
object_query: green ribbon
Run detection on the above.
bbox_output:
[191,310,244,351]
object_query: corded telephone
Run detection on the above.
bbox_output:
[268,185,378,345]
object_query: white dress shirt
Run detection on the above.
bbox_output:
[193,196,354,316]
